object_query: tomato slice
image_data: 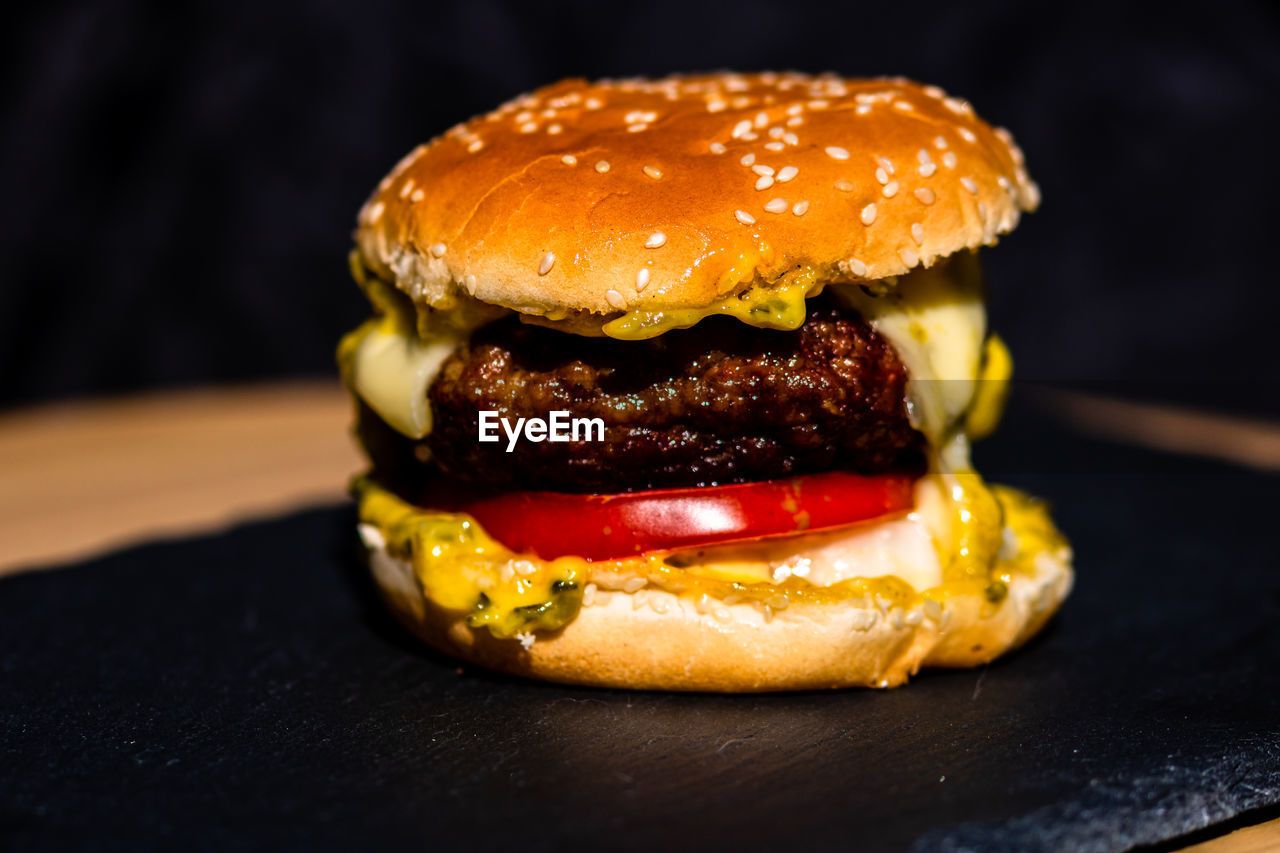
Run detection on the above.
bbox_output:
[454,471,917,561]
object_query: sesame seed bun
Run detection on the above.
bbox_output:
[355,72,1037,325]
[366,538,1072,692]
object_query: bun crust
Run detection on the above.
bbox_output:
[356,73,1038,321]
[366,540,1072,692]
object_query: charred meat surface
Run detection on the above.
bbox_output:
[367,296,921,493]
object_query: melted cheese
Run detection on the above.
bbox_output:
[338,255,491,440]
[341,318,459,439]
[830,254,988,447]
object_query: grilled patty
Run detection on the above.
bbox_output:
[360,296,921,493]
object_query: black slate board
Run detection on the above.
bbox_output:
[3,400,1279,853]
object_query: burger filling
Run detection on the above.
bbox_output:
[339,252,1069,640]
[363,296,921,493]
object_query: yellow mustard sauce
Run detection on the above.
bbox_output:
[354,476,586,638]
[601,270,821,341]
[966,334,1013,440]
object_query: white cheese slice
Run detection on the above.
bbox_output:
[832,258,987,449]
[349,322,461,439]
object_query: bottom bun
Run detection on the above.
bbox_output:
[365,536,1073,692]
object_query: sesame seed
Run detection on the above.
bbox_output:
[882,180,899,198]
[783,132,799,146]
[808,99,829,109]
[856,103,871,115]
[467,139,484,152]
[627,123,648,133]
[411,189,425,202]
[1026,181,1041,207]
[740,131,758,141]
[519,122,537,133]
[958,127,977,143]
[875,167,889,185]
[924,85,944,99]
[848,258,868,277]
[547,123,563,134]
[463,274,477,295]
[735,209,756,225]
[366,200,384,222]
[764,141,785,151]
[732,119,752,138]
[707,99,727,112]
[943,97,969,114]
[740,153,756,166]
[515,111,533,122]
[861,203,877,225]
[899,248,920,267]
[709,141,727,154]
[755,175,774,190]
[768,126,785,139]
[636,268,651,291]
[585,97,603,109]
[914,187,936,204]
[792,200,809,216]
[605,289,627,309]
[942,151,958,169]
[894,100,914,111]
[754,111,769,128]
[751,164,774,176]
[835,179,854,192]
[997,176,1012,190]
[776,165,798,182]
[398,179,415,199]
[911,223,924,244]
[561,154,578,165]
[538,252,556,275]
[918,148,932,164]
[644,231,667,248]
[786,116,803,127]
[934,135,949,150]
[978,201,988,221]
[877,156,895,174]
[787,103,804,115]
[643,165,663,179]
[764,198,788,213]
[961,176,979,194]
[919,162,937,177]
[595,160,610,173]
[825,146,850,161]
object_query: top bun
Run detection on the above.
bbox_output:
[356,73,1038,321]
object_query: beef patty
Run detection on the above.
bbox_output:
[360,295,922,493]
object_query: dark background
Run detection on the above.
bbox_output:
[3,0,1278,412]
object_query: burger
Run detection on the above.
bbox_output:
[338,73,1072,691]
